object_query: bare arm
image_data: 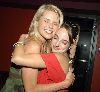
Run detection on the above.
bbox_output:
[20,35,40,92]
[25,80,71,92]
[22,68,38,92]
[11,44,46,68]
[22,68,74,92]
[22,41,72,92]
[11,35,46,68]
[22,48,75,92]
[11,34,74,92]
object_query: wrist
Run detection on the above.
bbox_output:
[61,80,69,89]
[63,79,73,88]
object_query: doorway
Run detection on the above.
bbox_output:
[64,14,98,92]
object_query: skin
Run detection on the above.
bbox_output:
[22,10,60,92]
[38,10,60,40]
[12,27,71,68]
[11,26,75,92]
[11,4,77,91]
[51,27,70,53]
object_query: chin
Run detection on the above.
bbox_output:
[53,51,60,53]
[45,36,52,39]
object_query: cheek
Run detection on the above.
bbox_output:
[51,39,56,45]
[38,22,44,30]
[38,20,46,29]
[51,41,54,48]
[61,45,69,51]
[53,27,59,33]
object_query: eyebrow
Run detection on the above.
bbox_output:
[44,17,59,23]
[54,34,58,37]
[43,18,49,21]
[55,34,69,43]
[44,17,49,20]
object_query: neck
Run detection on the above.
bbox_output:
[40,36,46,44]
[37,32,47,44]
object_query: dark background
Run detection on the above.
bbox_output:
[0,0,100,92]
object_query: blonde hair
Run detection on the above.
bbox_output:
[28,4,63,39]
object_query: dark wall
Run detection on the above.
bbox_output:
[0,6,35,71]
[0,5,100,92]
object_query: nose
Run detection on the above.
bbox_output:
[55,41,60,47]
[49,23,53,29]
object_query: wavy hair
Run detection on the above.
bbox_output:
[28,4,63,39]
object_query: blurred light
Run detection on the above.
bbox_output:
[83,44,87,47]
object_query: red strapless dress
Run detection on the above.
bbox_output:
[37,53,68,92]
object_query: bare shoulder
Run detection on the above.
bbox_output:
[55,53,70,74]
[55,53,69,62]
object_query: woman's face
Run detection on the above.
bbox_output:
[38,10,60,40]
[51,27,70,53]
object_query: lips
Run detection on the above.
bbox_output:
[53,45,60,50]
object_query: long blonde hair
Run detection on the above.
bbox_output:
[27,4,63,53]
[28,4,63,39]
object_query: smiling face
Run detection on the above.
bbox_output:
[51,27,70,53]
[38,10,60,40]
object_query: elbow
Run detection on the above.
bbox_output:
[11,55,21,65]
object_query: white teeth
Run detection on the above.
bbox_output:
[45,29,52,33]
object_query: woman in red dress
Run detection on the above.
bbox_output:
[11,23,79,92]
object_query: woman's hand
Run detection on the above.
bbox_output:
[63,67,75,88]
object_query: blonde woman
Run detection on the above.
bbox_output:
[11,23,80,92]
[1,4,64,92]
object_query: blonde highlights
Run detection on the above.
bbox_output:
[28,4,63,38]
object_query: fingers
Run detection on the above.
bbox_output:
[67,67,75,79]
[66,72,75,86]
[70,73,75,84]
[72,74,75,85]
[69,64,73,71]
[69,67,74,72]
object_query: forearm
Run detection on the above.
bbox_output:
[22,68,71,92]
[31,81,69,92]
[34,70,75,92]
[11,42,46,68]
[22,67,38,92]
